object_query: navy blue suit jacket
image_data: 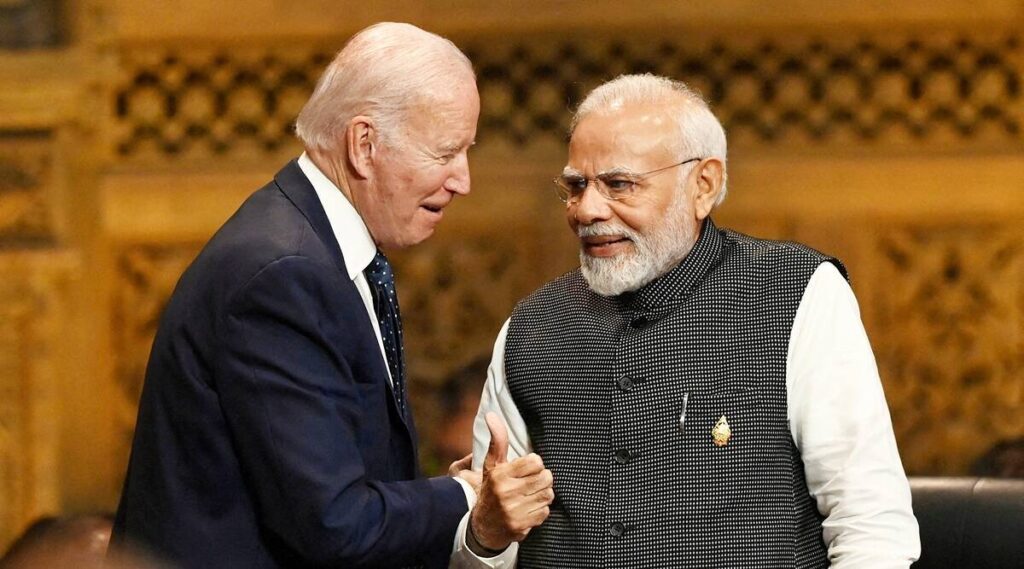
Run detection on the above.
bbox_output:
[111,160,468,568]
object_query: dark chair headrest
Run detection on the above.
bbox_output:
[909,477,1024,569]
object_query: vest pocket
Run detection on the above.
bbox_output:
[681,387,765,506]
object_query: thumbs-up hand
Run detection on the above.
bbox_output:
[468,413,554,554]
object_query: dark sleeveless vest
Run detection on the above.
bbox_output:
[505,219,846,568]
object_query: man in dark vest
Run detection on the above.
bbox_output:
[451,75,920,568]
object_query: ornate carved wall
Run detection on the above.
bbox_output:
[1,0,1022,550]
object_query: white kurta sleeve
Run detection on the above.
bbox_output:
[787,262,920,568]
[450,319,527,568]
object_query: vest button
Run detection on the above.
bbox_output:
[616,375,634,391]
[609,521,626,537]
[630,315,649,328]
[614,449,632,464]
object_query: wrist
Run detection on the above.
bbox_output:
[467,513,507,558]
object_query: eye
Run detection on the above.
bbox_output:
[438,154,455,164]
[563,176,588,193]
[603,177,637,193]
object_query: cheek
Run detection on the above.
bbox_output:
[617,206,657,235]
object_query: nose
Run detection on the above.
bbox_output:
[445,152,471,195]
[569,183,613,226]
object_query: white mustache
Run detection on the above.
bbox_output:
[577,222,637,240]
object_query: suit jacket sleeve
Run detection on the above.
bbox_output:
[214,253,466,568]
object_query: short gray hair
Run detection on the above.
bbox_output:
[295,22,474,152]
[572,74,729,205]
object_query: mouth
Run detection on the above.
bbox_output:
[581,235,632,256]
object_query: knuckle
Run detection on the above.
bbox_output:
[541,469,554,485]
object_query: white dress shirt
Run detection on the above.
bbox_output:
[297,153,478,543]
[450,262,920,568]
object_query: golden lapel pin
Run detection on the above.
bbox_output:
[712,415,731,446]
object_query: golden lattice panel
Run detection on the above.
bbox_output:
[112,30,1023,162]
[869,223,1024,474]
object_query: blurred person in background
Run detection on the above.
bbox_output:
[0,514,160,569]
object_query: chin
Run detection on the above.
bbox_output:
[404,228,435,248]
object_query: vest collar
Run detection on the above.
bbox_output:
[623,217,723,312]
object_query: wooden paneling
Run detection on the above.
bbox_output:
[1,0,1022,549]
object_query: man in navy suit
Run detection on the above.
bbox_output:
[111,22,553,568]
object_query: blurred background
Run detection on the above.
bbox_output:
[1,0,1022,554]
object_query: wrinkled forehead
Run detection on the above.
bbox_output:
[566,105,680,173]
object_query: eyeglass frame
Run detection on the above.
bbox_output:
[553,157,703,204]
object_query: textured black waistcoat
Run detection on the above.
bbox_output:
[505,219,846,568]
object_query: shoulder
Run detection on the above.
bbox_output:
[719,228,848,280]
[511,268,618,327]
[183,182,339,303]
[517,269,585,310]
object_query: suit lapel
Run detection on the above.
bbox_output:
[273,159,348,274]
[272,158,418,445]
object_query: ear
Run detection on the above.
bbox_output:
[345,116,377,179]
[692,158,724,220]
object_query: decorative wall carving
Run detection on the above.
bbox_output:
[113,31,1023,160]
[871,224,1024,474]
[392,229,549,387]
[110,243,202,462]
[0,253,73,550]
[0,131,54,245]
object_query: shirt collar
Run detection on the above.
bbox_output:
[298,152,377,281]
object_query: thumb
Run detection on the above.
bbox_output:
[483,412,509,471]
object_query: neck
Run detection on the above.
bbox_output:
[306,146,356,204]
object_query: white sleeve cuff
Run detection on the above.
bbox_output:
[449,512,519,568]
[452,476,477,510]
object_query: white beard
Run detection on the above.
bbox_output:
[578,198,697,297]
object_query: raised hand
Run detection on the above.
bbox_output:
[468,412,554,553]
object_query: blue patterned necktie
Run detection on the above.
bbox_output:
[365,251,406,414]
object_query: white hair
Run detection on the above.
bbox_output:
[571,74,729,205]
[295,22,474,152]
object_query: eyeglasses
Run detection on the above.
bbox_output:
[553,157,702,204]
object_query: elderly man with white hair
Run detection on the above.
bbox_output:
[111,22,551,569]
[453,74,920,568]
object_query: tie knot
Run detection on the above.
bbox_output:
[366,251,394,284]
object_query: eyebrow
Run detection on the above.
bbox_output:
[597,166,640,177]
[439,140,476,154]
[561,166,640,178]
